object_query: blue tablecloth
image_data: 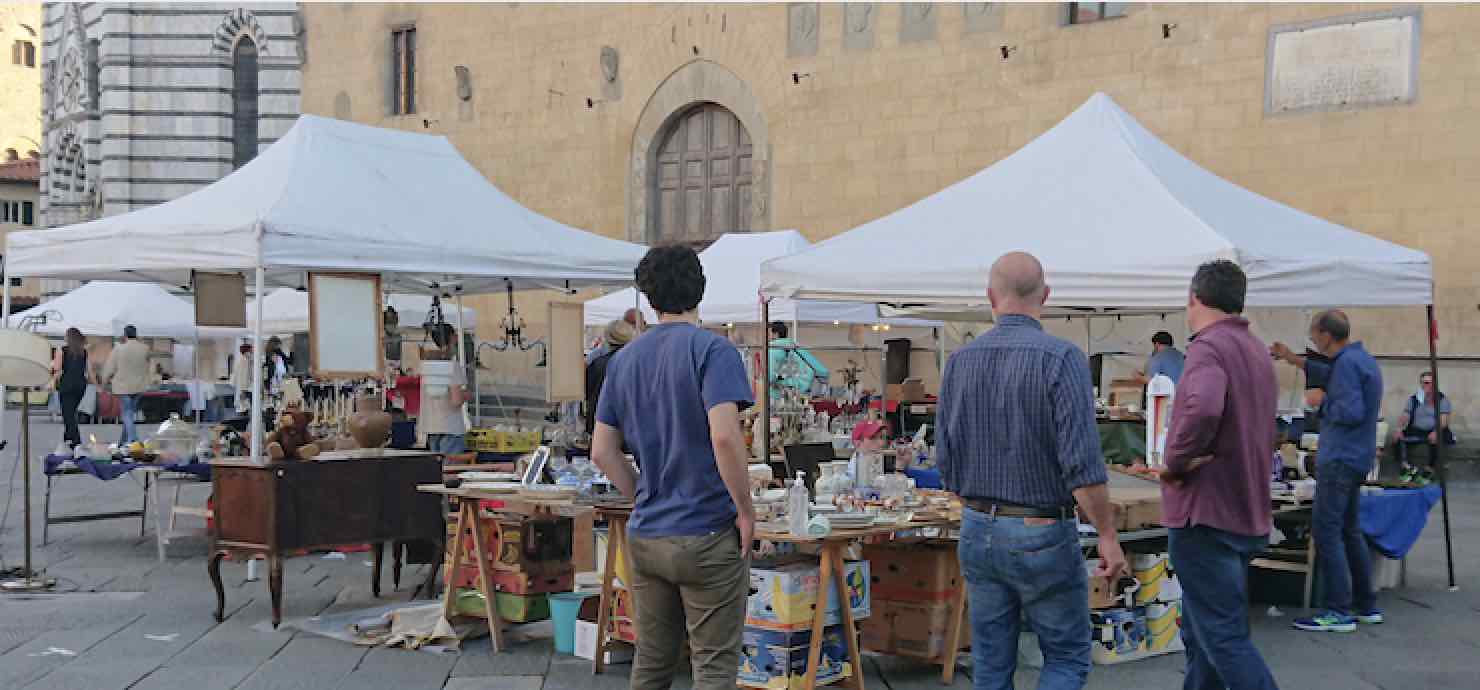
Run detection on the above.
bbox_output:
[44,454,211,482]
[1360,485,1442,560]
[904,467,943,490]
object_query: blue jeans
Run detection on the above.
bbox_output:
[428,433,466,455]
[959,509,1089,690]
[1313,462,1376,615]
[117,394,140,445]
[1168,526,1279,690]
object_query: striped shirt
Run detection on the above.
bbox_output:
[937,314,1108,508]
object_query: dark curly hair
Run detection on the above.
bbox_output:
[636,245,706,315]
[1190,259,1246,315]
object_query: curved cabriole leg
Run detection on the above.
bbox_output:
[209,552,227,622]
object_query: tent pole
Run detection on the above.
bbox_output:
[936,327,945,377]
[1426,304,1456,590]
[761,299,770,465]
[249,266,266,464]
[1,260,10,447]
[453,287,469,427]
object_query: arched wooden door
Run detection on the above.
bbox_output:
[650,103,753,245]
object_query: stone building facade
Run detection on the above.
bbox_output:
[299,3,1480,428]
[1,2,42,161]
[38,2,302,297]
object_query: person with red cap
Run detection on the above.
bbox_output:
[848,420,888,484]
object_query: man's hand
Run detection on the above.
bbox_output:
[1093,536,1128,584]
[1270,342,1293,362]
[1159,456,1212,487]
[1304,388,1326,409]
[1428,430,1439,445]
[735,511,755,560]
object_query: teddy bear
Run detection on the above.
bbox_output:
[265,407,321,462]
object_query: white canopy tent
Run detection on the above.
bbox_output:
[758,92,1454,589]
[248,287,478,335]
[8,281,206,339]
[584,230,924,327]
[760,93,1432,310]
[3,115,646,470]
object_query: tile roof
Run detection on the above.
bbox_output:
[0,158,41,183]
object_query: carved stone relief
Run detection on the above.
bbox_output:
[600,46,621,101]
[899,3,937,44]
[787,3,819,57]
[962,3,1004,35]
[843,4,875,52]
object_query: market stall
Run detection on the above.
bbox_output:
[3,114,646,620]
[757,92,1448,670]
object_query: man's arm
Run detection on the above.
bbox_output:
[591,422,637,499]
[708,402,755,557]
[935,357,956,493]
[1322,361,1367,426]
[1162,343,1226,475]
[101,350,117,386]
[1073,483,1127,582]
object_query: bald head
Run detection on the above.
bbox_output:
[988,252,1049,316]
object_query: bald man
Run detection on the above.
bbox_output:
[937,252,1125,689]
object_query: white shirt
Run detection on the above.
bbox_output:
[419,366,466,435]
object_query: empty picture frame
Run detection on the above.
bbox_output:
[546,301,586,402]
[192,271,247,327]
[308,272,384,380]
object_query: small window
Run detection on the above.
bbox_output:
[8,278,20,288]
[3,149,16,161]
[11,40,36,67]
[391,27,416,115]
[1066,2,1128,25]
[2,202,11,223]
[232,37,260,169]
[21,201,34,226]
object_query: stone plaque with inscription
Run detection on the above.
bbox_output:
[1267,11,1419,115]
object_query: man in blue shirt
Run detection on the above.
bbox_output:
[1135,330,1185,385]
[1272,310,1384,633]
[937,252,1125,690]
[591,245,755,690]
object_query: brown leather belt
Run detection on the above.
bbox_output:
[963,498,1074,520]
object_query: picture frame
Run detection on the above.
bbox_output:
[307,272,385,380]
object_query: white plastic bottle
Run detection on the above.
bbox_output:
[787,471,810,537]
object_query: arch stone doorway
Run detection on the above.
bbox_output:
[628,60,770,243]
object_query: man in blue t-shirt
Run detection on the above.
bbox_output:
[592,245,755,690]
[1135,330,1185,385]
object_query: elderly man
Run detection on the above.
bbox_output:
[587,307,643,364]
[937,252,1125,690]
[1389,371,1453,483]
[1160,260,1280,690]
[1273,310,1384,633]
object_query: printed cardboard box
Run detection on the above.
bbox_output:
[738,624,852,690]
[1132,553,1182,605]
[1090,608,1149,665]
[746,560,870,629]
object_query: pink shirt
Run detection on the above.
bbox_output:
[1161,317,1277,537]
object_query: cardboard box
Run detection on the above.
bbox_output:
[747,560,870,629]
[1131,553,1182,605]
[574,620,635,664]
[449,590,550,622]
[1087,486,1163,531]
[1090,608,1148,665]
[860,600,969,661]
[885,378,929,402]
[738,624,852,690]
[491,568,576,595]
[1143,602,1184,653]
[1106,379,1142,407]
[496,518,574,574]
[863,541,960,602]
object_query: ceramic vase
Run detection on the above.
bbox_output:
[347,394,392,449]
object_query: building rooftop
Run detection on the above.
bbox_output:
[0,157,41,183]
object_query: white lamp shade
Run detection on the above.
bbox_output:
[0,329,55,387]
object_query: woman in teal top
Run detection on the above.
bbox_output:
[766,321,829,398]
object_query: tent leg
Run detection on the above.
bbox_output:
[1,262,10,446]
[1426,305,1457,591]
[936,327,946,377]
[761,299,770,465]
[249,266,266,464]
[453,288,469,427]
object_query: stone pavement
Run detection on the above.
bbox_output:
[1,412,1477,689]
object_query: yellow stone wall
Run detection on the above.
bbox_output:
[300,3,1480,428]
[0,2,41,157]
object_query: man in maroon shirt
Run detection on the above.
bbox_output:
[1160,260,1280,690]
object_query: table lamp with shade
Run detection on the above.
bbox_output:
[0,328,58,591]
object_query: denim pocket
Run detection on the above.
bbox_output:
[1009,521,1073,556]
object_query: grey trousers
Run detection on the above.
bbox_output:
[627,527,749,690]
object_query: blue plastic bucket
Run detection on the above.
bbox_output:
[549,591,596,654]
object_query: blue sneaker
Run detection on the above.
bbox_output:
[1356,609,1384,624]
[1294,611,1357,632]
